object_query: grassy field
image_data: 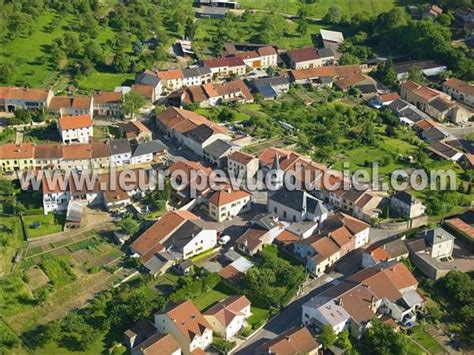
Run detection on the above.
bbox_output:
[0,216,25,275]
[193,289,228,311]
[23,214,66,238]
[410,325,445,354]
[1,11,119,89]
[77,72,134,91]
[239,0,425,17]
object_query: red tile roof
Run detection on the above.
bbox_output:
[204,295,251,327]
[132,333,181,354]
[287,47,320,63]
[444,78,474,96]
[0,86,51,101]
[157,69,184,80]
[207,187,250,207]
[131,210,198,255]
[203,56,245,68]
[1,143,34,159]
[228,151,255,165]
[258,327,319,355]
[49,96,92,110]
[93,91,123,104]
[162,300,211,341]
[62,143,92,160]
[59,114,93,130]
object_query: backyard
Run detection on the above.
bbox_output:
[23,214,66,239]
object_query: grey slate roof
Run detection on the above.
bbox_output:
[388,98,410,113]
[255,84,278,98]
[136,72,160,87]
[317,47,336,58]
[421,228,455,245]
[131,140,167,157]
[163,220,203,251]
[422,127,448,142]
[250,76,290,88]
[182,66,212,78]
[203,139,235,158]
[184,124,215,144]
[429,97,453,112]
[269,188,327,216]
[392,191,420,205]
[109,138,132,155]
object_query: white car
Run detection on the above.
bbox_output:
[218,235,231,245]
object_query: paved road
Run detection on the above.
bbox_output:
[233,273,342,355]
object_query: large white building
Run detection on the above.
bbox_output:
[207,187,251,222]
[58,114,93,144]
[154,300,212,355]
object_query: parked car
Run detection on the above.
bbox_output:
[218,235,231,245]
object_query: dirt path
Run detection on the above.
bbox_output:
[28,209,113,247]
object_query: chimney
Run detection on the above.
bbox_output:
[285,336,291,342]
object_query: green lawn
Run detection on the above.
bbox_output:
[248,306,270,329]
[23,214,66,238]
[410,325,445,354]
[77,72,134,91]
[193,288,228,311]
[0,216,25,275]
[239,0,425,17]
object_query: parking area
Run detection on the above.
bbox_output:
[450,239,474,273]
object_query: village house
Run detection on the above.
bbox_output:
[285,47,334,70]
[199,0,238,9]
[42,174,70,214]
[93,91,123,117]
[390,191,426,219]
[293,234,341,276]
[406,228,456,280]
[182,66,213,87]
[154,300,212,355]
[201,56,246,78]
[388,98,428,126]
[246,76,290,100]
[267,187,328,223]
[167,159,213,203]
[257,327,320,355]
[0,86,53,112]
[58,114,93,144]
[109,138,132,167]
[33,143,63,170]
[203,295,251,340]
[236,212,284,256]
[227,45,278,69]
[289,65,362,87]
[156,106,230,157]
[362,236,409,268]
[442,78,474,108]
[48,95,94,117]
[206,186,251,222]
[0,143,35,172]
[90,141,111,170]
[393,60,447,81]
[131,332,182,355]
[227,150,259,179]
[136,69,163,98]
[157,69,185,92]
[203,138,240,167]
[60,143,92,171]
[121,120,152,141]
[302,261,423,337]
[131,84,156,103]
[170,79,253,108]
[130,210,217,274]
[124,320,157,350]
[130,140,167,164]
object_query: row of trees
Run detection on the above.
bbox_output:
[340,8,474,80]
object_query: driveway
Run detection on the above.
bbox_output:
[233,272,343,355]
